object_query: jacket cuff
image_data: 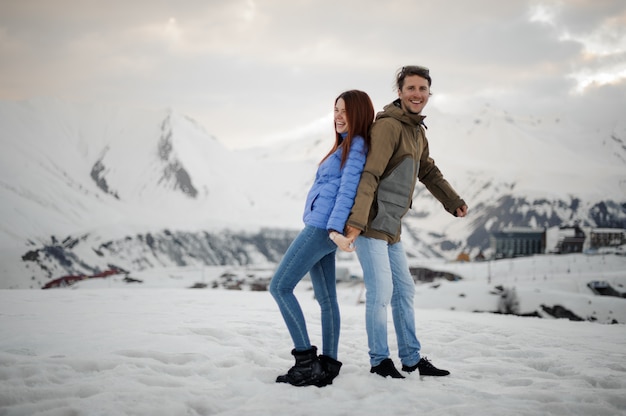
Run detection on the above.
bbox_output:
[451,199,467,216]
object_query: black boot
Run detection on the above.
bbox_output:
[370,358,405,379]
[402,357,450,376]
[315,355,343,387]
[276,346,326,387]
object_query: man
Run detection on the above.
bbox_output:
[346,66,468,378]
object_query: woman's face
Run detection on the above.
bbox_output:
[334,98,349,135]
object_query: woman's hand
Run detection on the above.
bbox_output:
[330,231,355,252]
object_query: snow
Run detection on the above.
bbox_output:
[1,97,626,414]
[1,254,626,416]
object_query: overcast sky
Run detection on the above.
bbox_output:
[1,0,625,149]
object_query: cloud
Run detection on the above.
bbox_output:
[0,0,624,148]
[528,0,626,91]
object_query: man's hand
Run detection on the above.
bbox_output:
[345,225,362,242]
[455,205,468,217]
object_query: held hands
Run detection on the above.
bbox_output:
[329,225,362,253]
[330,230,357,252]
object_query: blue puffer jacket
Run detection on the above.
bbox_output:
[303,135,367,232]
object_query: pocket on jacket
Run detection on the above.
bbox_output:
[371,194,407,235]
[370,158,415,235]
[308,193,320,211]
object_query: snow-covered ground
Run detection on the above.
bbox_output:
[1,253,625,415]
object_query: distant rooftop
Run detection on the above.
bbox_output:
[499,227,545,233]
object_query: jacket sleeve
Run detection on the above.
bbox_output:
[326,136,367,232]
[346,119,400,231]
[418,131,466,215]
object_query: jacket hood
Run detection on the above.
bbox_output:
[377,99,427,128]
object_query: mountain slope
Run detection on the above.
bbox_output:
[1,98,625,288]
[0,99,310,241]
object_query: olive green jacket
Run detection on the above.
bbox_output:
[346,99,466,243]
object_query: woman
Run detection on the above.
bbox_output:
[269,89,374,387]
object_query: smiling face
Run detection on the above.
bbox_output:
[334,97,348,134]
[398,74,430,114]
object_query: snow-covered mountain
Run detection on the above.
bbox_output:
[401,106,626,258]
[1,98,625,289]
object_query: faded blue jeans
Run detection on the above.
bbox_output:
[269,225,340,359]
[355,236,421,367]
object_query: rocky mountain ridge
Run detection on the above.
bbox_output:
[1,98,624,288]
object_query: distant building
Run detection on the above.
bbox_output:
[456,251,470,262]
[42,267,127,289]
[490,227,546,259]
[474,250,486,261]
[556,225,586,254]
[589,228,626,249]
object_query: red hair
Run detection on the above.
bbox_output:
[320,89,374,167]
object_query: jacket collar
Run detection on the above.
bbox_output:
[378,99,427,128]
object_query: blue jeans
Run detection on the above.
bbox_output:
[355,236,421,367]
[269,225,340,359]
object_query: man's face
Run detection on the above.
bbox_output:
[398,75,430,114]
